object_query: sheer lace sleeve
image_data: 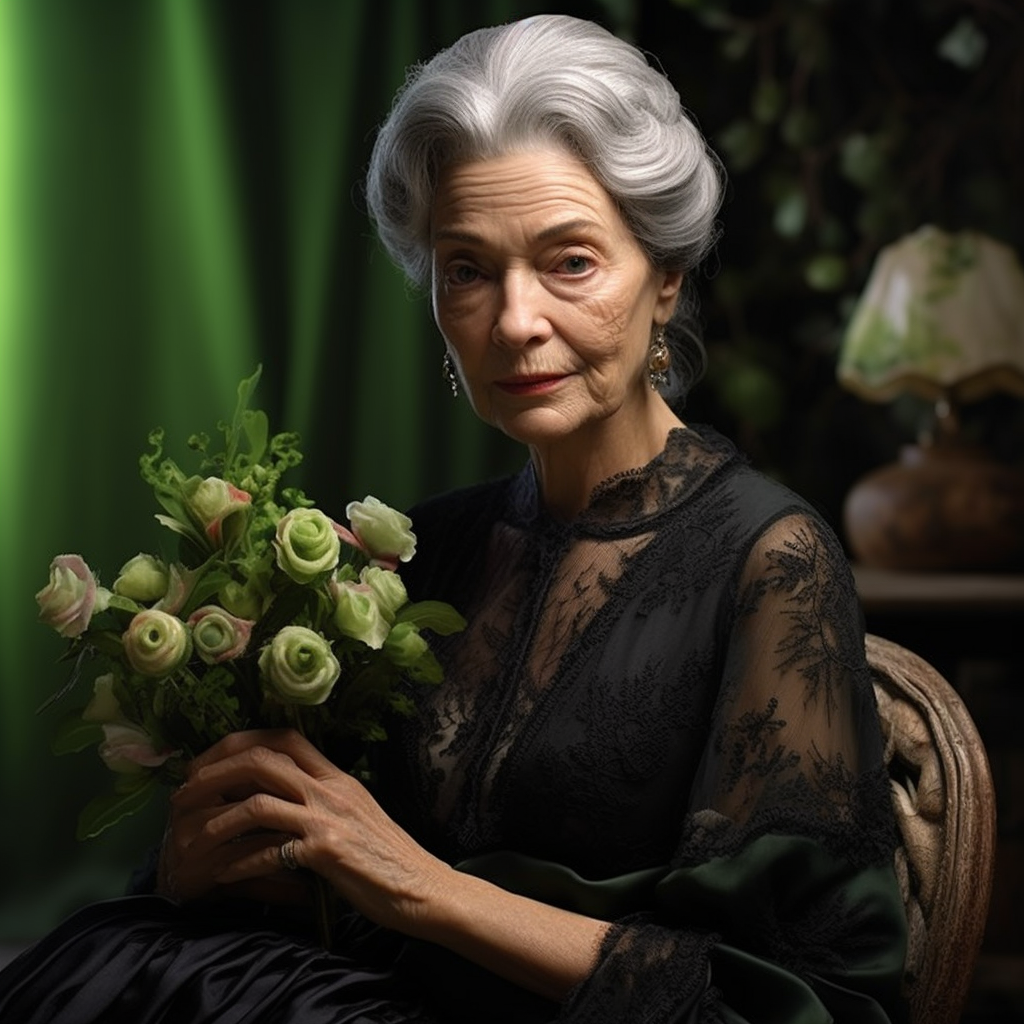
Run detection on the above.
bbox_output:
[560,512,907,1024]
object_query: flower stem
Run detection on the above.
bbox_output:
[287,705,334,952]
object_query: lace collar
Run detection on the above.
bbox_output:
[505,425,742,538]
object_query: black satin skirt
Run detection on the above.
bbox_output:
[0,894,559,1024]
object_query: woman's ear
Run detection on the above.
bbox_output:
[654,271,684,321]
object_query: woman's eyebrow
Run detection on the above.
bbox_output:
[535,218,600,242]
[434,218,601,246]
[433,228,483,245]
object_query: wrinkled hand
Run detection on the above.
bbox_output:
[157,729,451,934]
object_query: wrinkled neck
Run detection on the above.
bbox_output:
[528,401,687,521]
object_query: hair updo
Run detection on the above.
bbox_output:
[365,14,725,402]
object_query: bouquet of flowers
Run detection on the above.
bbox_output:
[36,367,464,841]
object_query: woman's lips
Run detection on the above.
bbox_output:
[494,374,569,396]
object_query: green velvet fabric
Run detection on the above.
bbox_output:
[459,833,908,1023]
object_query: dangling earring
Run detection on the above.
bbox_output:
[441,351,459,397]
[647,325,671,389]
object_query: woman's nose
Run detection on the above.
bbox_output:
[492,272,552,348]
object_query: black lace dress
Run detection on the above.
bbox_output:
[0,426,908,1024]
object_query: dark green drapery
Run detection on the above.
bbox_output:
[0,0,619,940]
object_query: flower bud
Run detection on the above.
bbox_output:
[187,605,254,664]
[122,609,192,677]
[36,554,111,638]
[259,626,340,705]
[331,580,390,650]
[98,723,176,774]
[359,566,408,623]
[113,553,169,603]
[345,496,416,565]
[274,508,341,584]
[82,673,122,724]
[382,621,430,668]
[185,476,251,546]
[219,579,265,621]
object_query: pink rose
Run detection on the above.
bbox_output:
[98,723,177,773]
[187,605,254,664]
[186,477,252,546]
[36,554,111,638]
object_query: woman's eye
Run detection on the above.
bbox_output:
[557,254,592,276]
[446,263,481,286]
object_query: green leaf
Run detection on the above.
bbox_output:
[395,601,467,635]
[76,774,158,840]
[106,593,143,616]
[51,713,104,755]
[717,119,764,172]
[154,513,204,548]
[937,17,987,70]
[752,78,784,125]
[240,409,269,466]
[36,646,91,714]
[715,359,785,431]
[181,567,234,616]
[839,133,887,189]
[720,31,753,62]
[223,366,264,468]
[87,630,126,658]
[773,191,807,239]
[804,253,848,292]
[405,649,444,684]
[781,108,817,149]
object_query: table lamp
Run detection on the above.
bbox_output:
[837,225,1024,571]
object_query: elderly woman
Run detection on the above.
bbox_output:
[0,14,906,1024]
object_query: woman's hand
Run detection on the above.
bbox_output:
[159,728,610,999]
[158,729,453,933]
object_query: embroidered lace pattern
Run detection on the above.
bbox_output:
[383,426,899,1022]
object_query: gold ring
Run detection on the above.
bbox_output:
[279,837,299,871]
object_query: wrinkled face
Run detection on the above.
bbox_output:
[430,149,681,448]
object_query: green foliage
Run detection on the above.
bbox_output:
[650,0,1024,515]
[37,366,464,841]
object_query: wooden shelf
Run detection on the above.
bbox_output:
[852,564,1024,615]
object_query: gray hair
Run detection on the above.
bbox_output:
[364,14,725,402]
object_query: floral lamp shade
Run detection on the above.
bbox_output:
[838,226,1024,405]
[838,226,1024,572]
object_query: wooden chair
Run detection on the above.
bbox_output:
[866,633,997,1024]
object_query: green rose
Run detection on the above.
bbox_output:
[331,580,390,650]
[187,605,254,664]
[274,508,341,584]
[360,565,408,623]
[113,553,170,603]
[345,496,417,566]
[122,609,192,678]
[259,625,340,705]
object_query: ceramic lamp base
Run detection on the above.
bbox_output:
[843,439,1024,571]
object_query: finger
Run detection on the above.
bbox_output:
[197,792,307,849]
[216,836,308,886]
[175,745,308,813]
[190,728,335,777]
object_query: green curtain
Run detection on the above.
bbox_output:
[0,0,615,942]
